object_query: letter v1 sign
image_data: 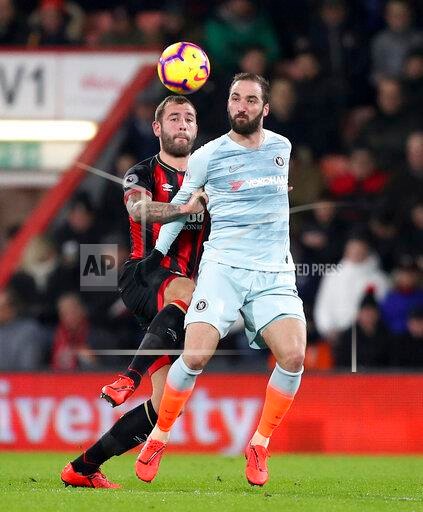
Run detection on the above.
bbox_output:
[0,56,56,118]
[80,244,118,291]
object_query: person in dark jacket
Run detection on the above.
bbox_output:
[335,288,391,368]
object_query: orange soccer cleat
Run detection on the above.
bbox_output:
[245,443,270,486]
[60,462,120,489]
[135,438,167,482]
[100,374,135,407]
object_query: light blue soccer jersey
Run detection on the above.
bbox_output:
[156,129,295,272]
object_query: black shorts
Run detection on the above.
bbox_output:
[118,259,181,325]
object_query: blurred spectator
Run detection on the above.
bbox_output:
[402,49,423,114]
[99,6,144,46]
[334,288,390,368]
[369,210,399,272]
[82,9,112,47]
[41,241,81,316]
[237,46,269,76]
[51,293,97,370]
[290,50,341,156]
[370,0,423,81]
[121,97,160,162]
[380,131,423,223]
[287,151,324,208]
[307,0,370,105]
[96,153,137,240]
[389,306,423,367]
[46,192,99,311]
[0,0,28,44]
[328,147,388,199]
[20,235,61,321]
[0,287,48,370]
[265,78,306,148]
[381,262,423,335]
[27,0,83,46]
[53,191,99,251]
[314,233,390,340]
[161,10,186,46]
[134,10,166,46]
[355,78,421,171]
[204,0,279,73]
[298,197,345,266]
[7,269,38,314]
[296,196,345,305]
[327,147,389,223]
[397,201,423,270]
[21,235,59,297]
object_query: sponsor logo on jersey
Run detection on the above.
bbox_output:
[229,180,245,191]
[229,174,288,191]
[229,163,245,173]
[162,183,173,192]
[123,174,139,188]
[195,299,208,312]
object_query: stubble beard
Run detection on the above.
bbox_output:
[161,132,194,157]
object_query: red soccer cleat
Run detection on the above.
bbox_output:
[60,462,120,489]
[245,443,270,486]
[135,438,167,482]
[100,375,135,407]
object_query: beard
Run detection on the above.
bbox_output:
[161,132,195,157]
[228,109,263,135]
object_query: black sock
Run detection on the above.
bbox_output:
[125,303,186,387]
[71,399,158,475]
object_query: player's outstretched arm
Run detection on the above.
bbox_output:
[126,189,206,224]
[155,159,208,256]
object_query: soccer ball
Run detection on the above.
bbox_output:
[157,42,210,95]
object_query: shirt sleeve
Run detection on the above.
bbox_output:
[155,149,208,255]
[123,163,153,203]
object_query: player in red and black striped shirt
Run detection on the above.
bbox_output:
[121,152,208,312]
[61,96,209,488]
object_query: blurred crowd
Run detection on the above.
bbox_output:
[0,0,422,371]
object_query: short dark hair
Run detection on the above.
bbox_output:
[229,73,270,105]
[154,95,196,122]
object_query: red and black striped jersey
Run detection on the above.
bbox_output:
[123,154,209,278]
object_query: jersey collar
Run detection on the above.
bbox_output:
[156,154,186,174]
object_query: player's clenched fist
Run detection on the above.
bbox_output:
[180,189,208,215]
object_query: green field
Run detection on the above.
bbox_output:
[0,452,422,512]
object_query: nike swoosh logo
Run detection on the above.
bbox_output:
[229,164,245,173]
[194,73,207,81]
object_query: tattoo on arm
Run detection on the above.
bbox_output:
[126,193,185,224]
[140,201,186,224]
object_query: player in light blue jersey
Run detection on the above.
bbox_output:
[135,73,307,487]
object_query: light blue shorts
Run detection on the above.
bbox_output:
[185,260,306,349]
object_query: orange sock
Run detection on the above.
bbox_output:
[157,381,193,432]
[257,385,294,438]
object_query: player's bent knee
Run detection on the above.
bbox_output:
[279,349,305,373]
[164,277,195,306]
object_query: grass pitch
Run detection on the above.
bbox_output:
[0,452,422,512]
